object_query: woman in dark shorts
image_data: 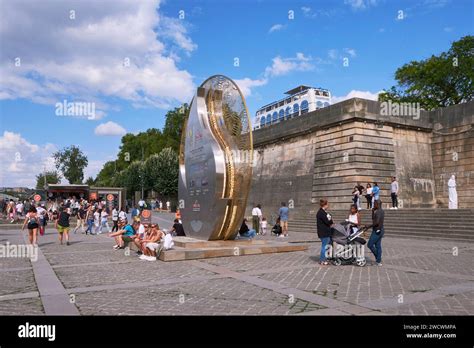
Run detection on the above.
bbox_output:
[22,206,39,246]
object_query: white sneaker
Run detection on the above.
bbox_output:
[139,254,147,260]
[146,256,156,261]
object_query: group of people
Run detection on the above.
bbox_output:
[240,202,290,239]
[137,198,171,212]
[1,199,29,223]
[108,219,165,261]
[18,196,185,255]
[316,198,385,266]
[351,177,400,210]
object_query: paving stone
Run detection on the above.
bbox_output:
[1,223,473,315]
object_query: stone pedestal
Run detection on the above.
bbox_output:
[159,237,308,262]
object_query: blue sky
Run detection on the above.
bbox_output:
[0,0,473,187]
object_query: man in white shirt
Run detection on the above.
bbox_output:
[166,201,170,211]
[390,176,399,209]
[138,199,145,211]
[118,209,127,222]
[16,202,24,217]
[251,204,262,235]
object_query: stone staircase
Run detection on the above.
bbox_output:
[289,209,474,242]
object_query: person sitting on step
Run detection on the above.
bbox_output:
[108,220,140,250]
[139,224,164,261]
[238,218,256,239]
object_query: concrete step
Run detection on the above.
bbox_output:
[384,234,474,243]
[287,208,474,242]
[289,218,474,227]
[289,225,473,235]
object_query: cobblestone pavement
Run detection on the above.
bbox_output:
[0,213,473,315]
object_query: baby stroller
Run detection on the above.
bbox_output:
[330,221,369,267]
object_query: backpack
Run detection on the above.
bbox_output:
[162,233,174,250]
[28,214,37,224]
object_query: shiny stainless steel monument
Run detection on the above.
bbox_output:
[178,75,253,240]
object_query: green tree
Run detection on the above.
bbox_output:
[163,104,189,151]
[35,170,61,189]
[379,36,474,110]
[144,147,179,198]
[52,145,88,184]
[85,176,96,186]
[121,161,144,195]
[115,129,166,171]
[94,103,188,189]
[95,161,117,187]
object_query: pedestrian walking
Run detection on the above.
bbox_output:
[22,206,39,247]
[56,207,71,245]
[93,208,101,234]
[100,209,111,233]
[73,206,86,234]
[85,206,94,235]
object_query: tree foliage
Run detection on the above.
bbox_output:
[35,170,61,189]
[379,36,474,110]
[85,176,96,186]
[94,161,116,187]
[144,147,179,197]
[93,103,188,198]
[111,104,189,172]
[52,145,88,184]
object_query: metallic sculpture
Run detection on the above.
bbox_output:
[179,75,253,240]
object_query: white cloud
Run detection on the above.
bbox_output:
[158,17,198,54]
[344,0,378,10]
[268,24,284,33]
[0,131,57,187]
[332,90,381,103]
[443,27,453,32]
[264,53,315,77]
[0,0,195,116]
[328,48,357,60]
[344,48,357,58]
[234,78,268,98]
[423,0,449,9]
[328,49,338,60]
[300,6,335,18]
[94,121,127,136]
[237,53,323,97]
